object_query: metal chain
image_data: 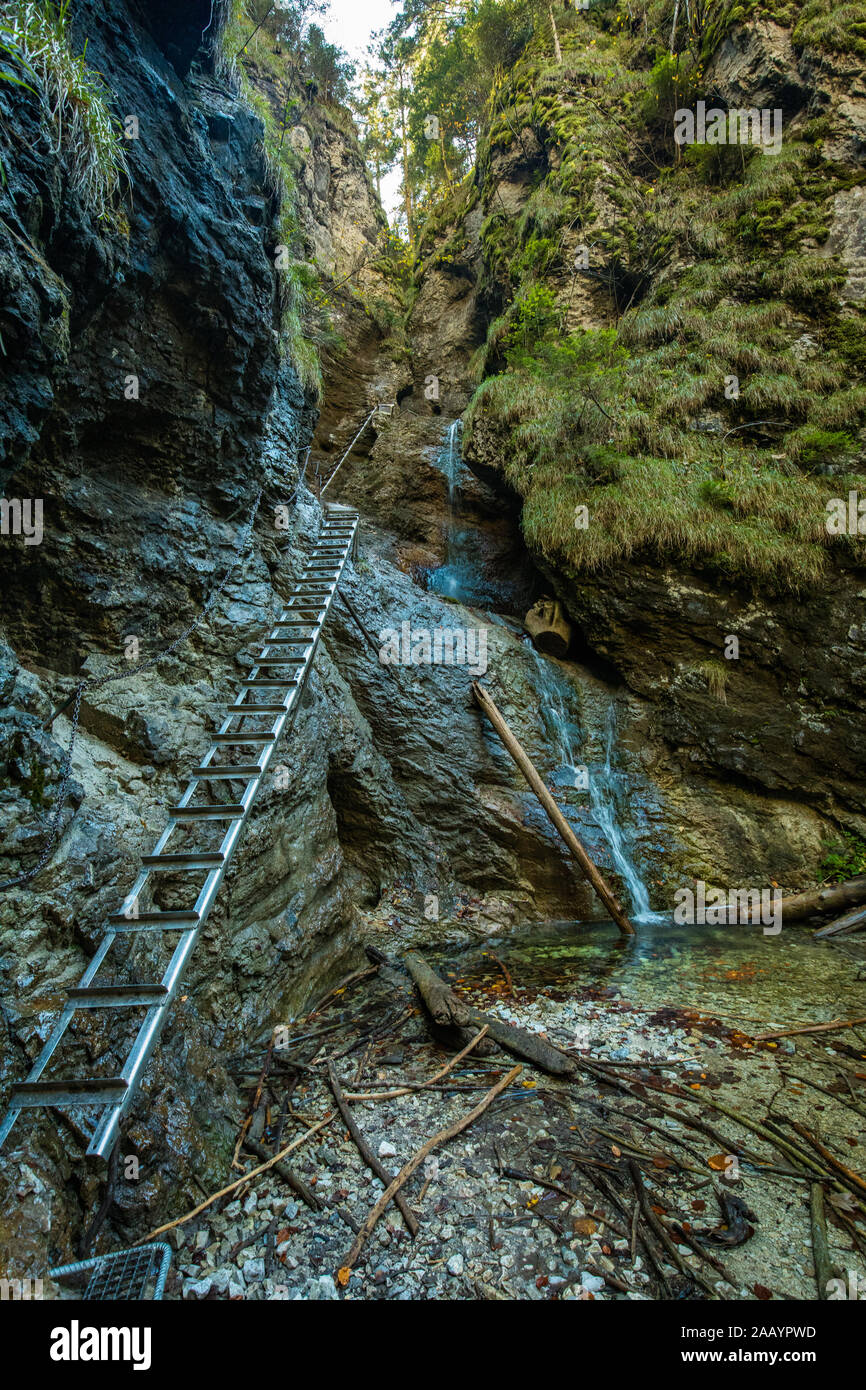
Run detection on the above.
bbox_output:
[0,486,264,893]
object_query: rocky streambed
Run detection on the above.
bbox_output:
[102,919,866,1304]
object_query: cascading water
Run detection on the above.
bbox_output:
[429,420,473,601]
[531,654,657,923]
[427,418,657,923]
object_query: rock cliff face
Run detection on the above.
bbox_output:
[0,0,609,1272]
[413,11,866,881]
[0,0,326,1268]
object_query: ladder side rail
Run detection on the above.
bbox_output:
[85,513,358,1155]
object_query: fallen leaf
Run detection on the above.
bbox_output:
[573,1217,597,1237]
[611,1144,621,1157]
[708,1153,730,1171]
[753,1283,772,1300]
[828,1190,858,1215]
[336,1267,351,1288]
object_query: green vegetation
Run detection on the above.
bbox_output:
[818,831,866,882]
[445,2,866,592]
[0,0,128,221]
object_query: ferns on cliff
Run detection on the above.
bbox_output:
[0,0,128,222]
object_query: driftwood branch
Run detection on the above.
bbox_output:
[337,1065,521,1277]
[814,905,866,939]
[405,951,576,1076]
[752,1015,866,1042]
[472,682,634,935]
[136,1113,334,1245]
[343,1024,490,1101]
[241,1137,320,1212]
[327,1062,419,1238]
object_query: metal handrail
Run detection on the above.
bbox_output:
[320,401,396,496]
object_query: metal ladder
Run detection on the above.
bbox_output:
[0,504,360,1159]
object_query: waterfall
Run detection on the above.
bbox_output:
[589,704,653,923]
[443,419,463,505]
[531,654,656,922]
[430,419,473,602]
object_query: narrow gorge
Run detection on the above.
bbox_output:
[1,0,866,1326]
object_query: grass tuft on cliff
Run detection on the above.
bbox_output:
[463,6,866,594]
[0,0,128,221]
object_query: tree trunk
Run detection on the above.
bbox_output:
[548,4,563,64]
[525,597,572,658]
[404,952,576,1076]
[398,67,414,241]
[472,683,635,935]
[750,875,866,925]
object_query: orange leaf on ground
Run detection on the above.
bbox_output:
[573,1217,598,1237]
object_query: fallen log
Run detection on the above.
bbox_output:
[753,875,866,925]
[524,597,572,659]
[814,905,866,938]
[405,950,576,1077]
[472,682,634,936]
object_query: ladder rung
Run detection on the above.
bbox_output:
[253,656,308,666]
[68,984,170,1010]
[211,732,274,744]
[259,637,312,646]
[142,851,225,871]
[242,676,299,688]
[109,917,199,934]
[272,624,317,633]
[192,763,263,778]
[108,910,199,928]
[10,1077,129,1108]
[227,703,286,714]
[170,803,247,819]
